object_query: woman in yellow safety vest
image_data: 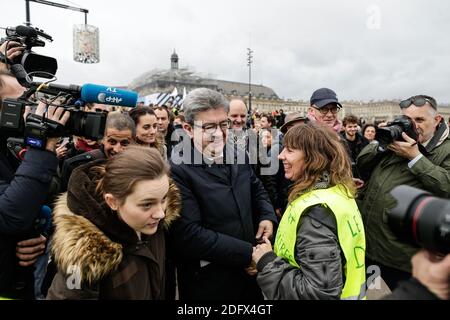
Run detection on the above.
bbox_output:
[252,122,366,299]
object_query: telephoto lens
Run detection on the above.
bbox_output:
[388,185,450,254]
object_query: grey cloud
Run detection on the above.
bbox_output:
[2,0,449,102]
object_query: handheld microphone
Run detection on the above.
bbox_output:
[81,84,138,107]
[35,205,52,237]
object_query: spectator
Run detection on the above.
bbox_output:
[307,87,343,132]
[129,107,167,160]
[252,122,366,300]
[47,147,180,299]
[340,114,369,180]
[362,124,377,143]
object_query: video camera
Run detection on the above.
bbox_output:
[375,115,418,149]
[0,25,138,149]
[2,25,57,78]
[388,185,450,254]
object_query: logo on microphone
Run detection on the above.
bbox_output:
[97,92,106,103]
[97,92,123,105]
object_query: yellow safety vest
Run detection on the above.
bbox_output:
[274,184,366,299]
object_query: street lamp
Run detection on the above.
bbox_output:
[247,48,253,116]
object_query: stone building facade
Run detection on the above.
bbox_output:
[128,51,450,122]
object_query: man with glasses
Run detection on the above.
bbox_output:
[307,87,343,132]
[357,94,450,290]
[169,88,277,300]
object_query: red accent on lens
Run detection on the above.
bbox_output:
[18,148,27,161]
[412,197,433,243]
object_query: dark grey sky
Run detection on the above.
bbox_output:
[2,0,450,103]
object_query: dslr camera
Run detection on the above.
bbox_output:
[375,115,418,148]
[388,185,450,254]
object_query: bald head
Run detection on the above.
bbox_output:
[228,99,248,129]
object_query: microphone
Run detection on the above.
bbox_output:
[6,25,53,41]
[6,25,37,38]
[80,84,138,107]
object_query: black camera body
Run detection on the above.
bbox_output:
[376,115,418,148]
[0,99,25,132]
[3,25,57,78]
[388,185,450,254]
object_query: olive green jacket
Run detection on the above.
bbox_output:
[357,124,450,272]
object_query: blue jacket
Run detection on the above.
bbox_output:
[0,148,58,297]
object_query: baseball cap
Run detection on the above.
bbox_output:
[310,88,342,109]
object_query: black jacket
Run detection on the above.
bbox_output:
[340,132,369,180]
[0,148,58,298]
[383,278,441,300]
[59,147,106,192]
[169,143,277,300]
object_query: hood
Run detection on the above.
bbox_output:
[51,161,181,284]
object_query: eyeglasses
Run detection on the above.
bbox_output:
[314,106,340,115]
[193,119,230,134]
[399,97,437,109]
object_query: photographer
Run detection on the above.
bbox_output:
[357,95,450,290]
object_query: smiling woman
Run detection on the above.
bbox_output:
[47,146,180,299]
[252,122,367,300]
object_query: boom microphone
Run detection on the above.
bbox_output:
[80,84,138,107]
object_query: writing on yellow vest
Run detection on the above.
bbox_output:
[274,185,366,299]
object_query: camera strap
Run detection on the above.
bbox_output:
[0,51,12,65]
[424,118,448,153]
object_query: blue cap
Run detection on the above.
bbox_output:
[310,88,342,109]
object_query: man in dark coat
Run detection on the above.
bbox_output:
[170,88,277,300]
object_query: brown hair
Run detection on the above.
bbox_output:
[342,114,359,127]
[283,122,355,203]
[94,146,169,205]
[128,106,165,156]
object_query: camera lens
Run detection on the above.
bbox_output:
[66,110,106,140]
[388,185,450,254]
[376,125,403,146]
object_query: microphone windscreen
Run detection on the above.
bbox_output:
[81,84,138,107]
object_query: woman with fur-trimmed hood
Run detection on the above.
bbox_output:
[47,146,180,299]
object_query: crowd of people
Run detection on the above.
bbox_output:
[0,41,449,301]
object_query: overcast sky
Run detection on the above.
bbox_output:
[2,0,450,103]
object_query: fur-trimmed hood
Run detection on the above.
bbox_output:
[51,161,181,285]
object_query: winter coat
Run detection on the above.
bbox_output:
[46,160,180,300]
[256,205,344,300]
[0,148,58,298]
[357,120,450,272]
[169,143,277,300]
